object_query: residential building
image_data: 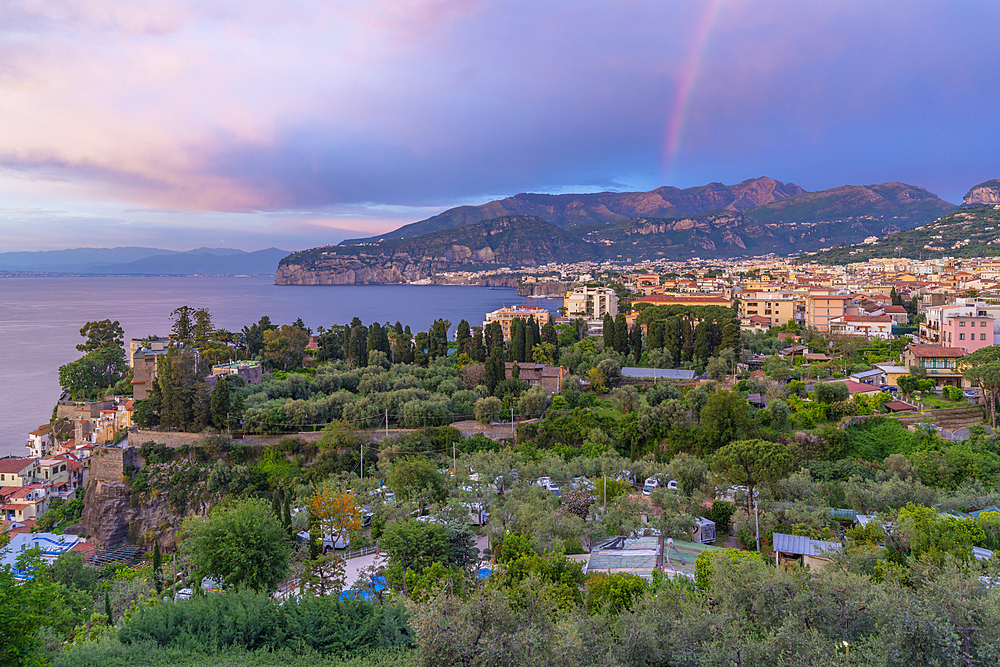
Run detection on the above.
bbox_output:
[26,425,52,458]
[128,336,170,367]
[901,345,967,387]
[739,294,797,328]
[564,286,619,320]
[941,315,994,354]
[0,485,48,523]
[207,361,264,389]
[633,293,732,308]
[827,314,893,339]
[0,458,36,488]
[805,294,853,332]
[504,362,565,394]
[483,305,552,340]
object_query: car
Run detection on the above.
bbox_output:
[296,530,350,552]
[642,477,659,496]
[964,390,980,399]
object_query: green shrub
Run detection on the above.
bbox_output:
[118,591,412,656]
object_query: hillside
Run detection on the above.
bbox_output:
[340,177,805,244]
[275,215,598,285]
[744,182,954,225]
[797,205,1000,264]
[576,208,920,260]
[962,180,1000,207]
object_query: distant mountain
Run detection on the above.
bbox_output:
[340,177,805,244]
[275,215,597,285]
[962,180,1000,207]
[744,182,954,225]
[797,205,1000,265]
[0,247,291,275]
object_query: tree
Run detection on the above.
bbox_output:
[306,483,362,548]
[262,324,309,370]
[666,452,710,497]
[210,376,231,430]
[814,381,849,404]
[603,314,616,351]
[152,538,163,593]
[897,374,922,398]
[388,457,445,509]
[170,306,196,342]
[699,390,754,451]
[713,439,792,515]
[58,347,129,399]
[77,319,125,352]
[629,323,643,365]
[380,520,451,574]
[181,497,290,594]
[456,319,471,356]
[484,344,505,396]
[614,313,629,354]
[961,346,1000,429]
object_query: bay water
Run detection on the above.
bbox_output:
[0,276,561,457]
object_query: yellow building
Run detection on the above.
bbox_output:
[739,294,797,328]
[483,305,552,340]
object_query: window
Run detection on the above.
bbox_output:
[960,321,966,327]
[983,334,988,340]
[960,333,965,340]
[982,321,988,327]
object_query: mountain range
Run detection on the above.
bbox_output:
[276,177,961,284]
[798,181,1000,265]
[0,247,291,275]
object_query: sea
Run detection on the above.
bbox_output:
[0,276,563,457]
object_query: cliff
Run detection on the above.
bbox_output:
[276,215,597,285]
[962,180,1000,207]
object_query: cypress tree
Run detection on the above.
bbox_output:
[282,491,292,537]
[308,511,321,560]
[614,313,628,354]
[210,377,230,431]
[485,345,504,395]
[153,538,163,593]
[541,320,558,347]
[648,320,664,350]
[603,314,615,351]
[471,327,485,362]
[629,324,643,365]
[105,592,113,623]
[511,319,526,362]
[271,487,282,518]
[456,319,471,355]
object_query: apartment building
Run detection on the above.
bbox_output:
[805,294,853,332]
[739,294,797,328]
[483,305,552,340]
[564,286,619,320]
[828,315,893,339]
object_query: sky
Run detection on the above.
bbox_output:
[1,0,998,252]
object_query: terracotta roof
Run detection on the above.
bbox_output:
[884,401,918,412]
[0,459,33,474]
[840,380,883,394]
[906,345,966,358]
[883,305,908,313]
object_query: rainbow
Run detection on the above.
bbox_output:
[663,0,725,177]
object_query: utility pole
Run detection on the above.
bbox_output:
[754,495,761,552]
[361,440,364,483]
[453,443,456,477]
[385,409,388,439]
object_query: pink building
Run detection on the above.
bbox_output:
[941,315,994,354]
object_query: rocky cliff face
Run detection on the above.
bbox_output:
[963,180,1000,206]
[81,478,210,551]
[276,215,597,285]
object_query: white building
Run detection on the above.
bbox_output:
[828,314,893,339]
[564,285,619,320]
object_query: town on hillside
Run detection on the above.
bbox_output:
[6,255,1000,664]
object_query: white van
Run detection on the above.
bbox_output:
[643,477,659,496]
[295,530,350,553]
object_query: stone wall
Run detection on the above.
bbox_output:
[130,429,327,448]
[89,446,141,481]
